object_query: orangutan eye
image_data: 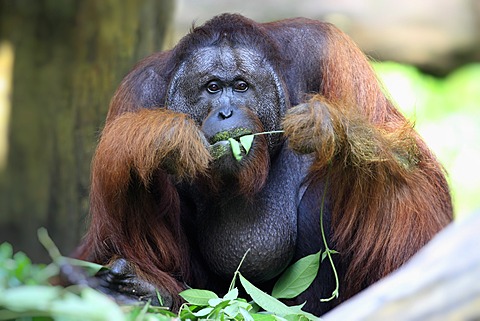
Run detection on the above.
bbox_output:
[206,81,221,94]
[233,80,249,92]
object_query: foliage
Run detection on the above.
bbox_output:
[0,229,326,321]
[0,242,55,289]
[0,234,128,321]
[178,252,321,321]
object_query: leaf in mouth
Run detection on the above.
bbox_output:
[228,134,254,162]
[228,138,244,161]
[239,135,254,155]
[225,130,283,162]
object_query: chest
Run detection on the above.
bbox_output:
[191,147,313,283]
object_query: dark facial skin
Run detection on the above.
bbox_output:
[166,44,288,171]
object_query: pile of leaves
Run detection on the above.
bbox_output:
[0,229,333,321]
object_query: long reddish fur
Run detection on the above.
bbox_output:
[283,23,452,298]
[75,108,212,307]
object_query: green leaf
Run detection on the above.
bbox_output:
[37,228,62,262]
[251,313,278,321]
[272,252,320,299]
[60,257,105,276]
[0,242,13,261]
[52,287,127,321]
[212,299,231,310]
[240,134,254,155]
[285,303,320,321]
[284,314,310,321]
[208,297,224,307]
[224,302,240,318]
[240,307,255,321]
[289,303,306,312]
[239,274,320,321]
[156,289,164,306]
[193,307,214,317]
[178,305,198,320]
[29,262,59,285]
[179,288,219,305]
[321,251,328,262]
[228,138,243,161]
[0,285,62,310]
[0,286,126,321]
[223,287,239,301]
[239,273,292,316]
[237,299,253,311]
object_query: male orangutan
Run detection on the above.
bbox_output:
[74,14,453,315]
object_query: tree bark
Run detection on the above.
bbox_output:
[0,0,174,262]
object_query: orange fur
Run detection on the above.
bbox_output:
[283,23,453,298]
[76,108,211,308]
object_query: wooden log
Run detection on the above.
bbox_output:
[324,212,480,320]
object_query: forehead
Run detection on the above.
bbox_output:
[183,45,267,79]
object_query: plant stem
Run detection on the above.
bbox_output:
[229,248,251,292]
[252,130,284,136]
[319,165,340,302]
[37,228,62,262]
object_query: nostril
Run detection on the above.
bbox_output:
[219,109,233,119]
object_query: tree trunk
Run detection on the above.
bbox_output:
[0,0,174,262]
